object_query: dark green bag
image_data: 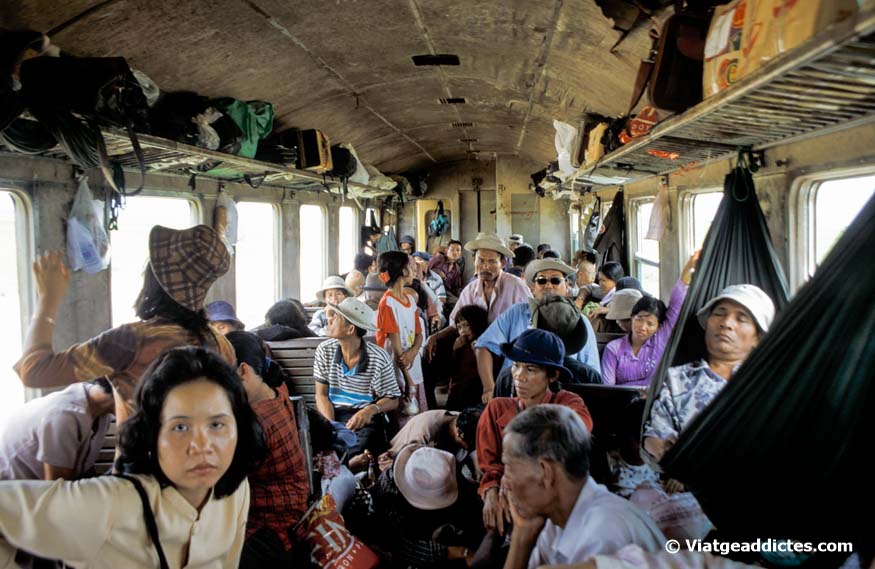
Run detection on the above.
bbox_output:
[212,98,274,159]
[662,190,875,543]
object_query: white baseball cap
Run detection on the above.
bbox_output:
[696,284,775,332]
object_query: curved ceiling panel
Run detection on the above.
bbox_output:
[5,0,659,174]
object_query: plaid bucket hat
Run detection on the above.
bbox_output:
[148,225,230,312]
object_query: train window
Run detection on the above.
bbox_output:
[680,189,722,259]
[630,199,660,297]
[339,206,357,274]
[235,202,280,330]
[797,173,875,283]
[0,190,29,416]
[299,204,326,302]
[570,209,581,255]
[110,196,198,327]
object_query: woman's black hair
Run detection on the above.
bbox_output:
[536,243,552,254]
[455,304,489,338]
[408,279,430,313]
[512,244,535,267]
[615,276,643,292]
[379,250,410,288]
[353,253,374,274]
[134,263,213,342]
[541,249,560,260]
[115,346,266,498]
[631,295,668,325]
[599,261,625,283]
[448,239,462,248]
[265,299,315,337]
[456,406,483,450]
[226,331,284,388]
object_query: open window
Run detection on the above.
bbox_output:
[299,204,326,302]
[339,206,358,275]
[629,198,660,297]
[793,170,875,289]
[110,196,199,327]
[235,202,280,329]
[0,189,32,415]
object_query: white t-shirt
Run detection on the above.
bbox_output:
[376,291,424,385]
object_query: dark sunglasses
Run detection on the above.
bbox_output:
[534,276,564,286]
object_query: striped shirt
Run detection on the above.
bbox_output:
[313,339,400,409]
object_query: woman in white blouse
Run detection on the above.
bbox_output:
[0,346,266,569]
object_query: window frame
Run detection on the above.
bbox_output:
[789,165,875,292]
[234,200,282,315]
[298,202,328,301]
[108,193,200,326]
[338,205,359,274]
[678,186,722,268]
[628,196,660,297]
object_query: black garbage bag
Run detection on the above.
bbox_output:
[661,189,875,544]
[643,157,790,426]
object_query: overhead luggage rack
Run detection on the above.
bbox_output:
[99,129,372,194]
[575,6,875,185]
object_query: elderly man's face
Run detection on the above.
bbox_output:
[474,249,503,282]
[576,261,596,286]
[447,243,462,261]
[401,242,414,255]
[533,269,568,300]
[502,433,550,519]
[705,299,760,363]
[324,288,348,306]
[325,308,354,340]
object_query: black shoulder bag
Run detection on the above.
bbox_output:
[114,474,170,569]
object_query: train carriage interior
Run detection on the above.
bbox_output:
[1,1,874,568]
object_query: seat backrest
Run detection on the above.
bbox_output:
[595,332,625,356]
[290,395,315,496]
[562,383,643,440]
[94,419,118,475]
[267,337,329,406]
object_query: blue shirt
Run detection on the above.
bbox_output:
[476,302,601,372]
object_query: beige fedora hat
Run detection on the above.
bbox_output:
[327,297,378,332]
[316,275,355,303]
[464,232,514,258]
[393,444,458,510]
[524,258,576,285]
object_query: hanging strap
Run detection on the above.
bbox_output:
[114,474,170,569]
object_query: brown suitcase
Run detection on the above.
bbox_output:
[295,128,332,172]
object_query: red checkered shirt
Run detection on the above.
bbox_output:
[247,383,310,550]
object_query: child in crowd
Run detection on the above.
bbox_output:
[446,304,489,411]
[376,251,426,417]
[607,398,660,498]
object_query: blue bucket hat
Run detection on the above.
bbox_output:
[206,301,244,328]
[499,328,572,383]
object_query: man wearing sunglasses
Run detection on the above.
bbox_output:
[475,259,601,402]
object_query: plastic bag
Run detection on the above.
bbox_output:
[214,192,237,254]
[192,108,222,150]
[343,143,370,185]
[295,493,380,569]
[66,176,110,273]
[645,179,671,240]
[553,119,579,177]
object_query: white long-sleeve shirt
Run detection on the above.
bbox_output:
[0,474,249,568]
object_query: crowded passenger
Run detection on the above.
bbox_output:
[0,347,265,568]
[383,406,482,472]
[206,301,245,335]
[253,298,316,341]
[501,405,665,569]
[492,294,603,397]
[377,251,426,416]
[412,251,447,320]
[313,298,399,461]
[606,399,660,499]
[425,233,531,364]
[446,304,490,410]
[507,234,524,252]
[0,378,114,481]
[345,252,376,296]
[476,258,600,399]
[586,262,626,331]
[359,271,388,310]
[400,234,416,255]
[308,276,355,336]
[536,243,552,259]
[643,284,775,464]
[601,253,698,387]
[574,251,600,309]
[477,329,594,540]
[15,225,235,424]
[428,238,464,300]
[368,444,484,568]
[604,289,644,333]
[506,244,535,279]
[226,331,310,567]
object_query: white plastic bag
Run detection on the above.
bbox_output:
[66,177,110,274]
[342,143,370,185]
[214,192,238,254]
[646,179,671,240]
[192,108,223,150]
[553,119,579,177]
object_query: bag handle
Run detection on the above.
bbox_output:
[114,474,170,569]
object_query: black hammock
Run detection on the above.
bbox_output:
[642,156,790,430]
[661,188,875,544]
